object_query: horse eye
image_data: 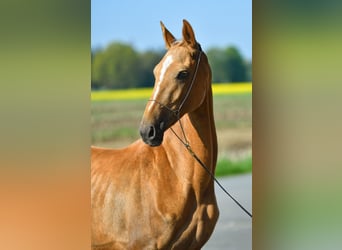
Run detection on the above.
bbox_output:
[176,70,189,80]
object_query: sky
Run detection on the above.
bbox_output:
[91,0,251,60]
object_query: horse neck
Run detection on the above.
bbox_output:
[166,86,217,189]
[187,86,218,174]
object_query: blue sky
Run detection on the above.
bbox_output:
[91,1,251,59]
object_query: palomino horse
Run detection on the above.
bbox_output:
[91,20,219,249]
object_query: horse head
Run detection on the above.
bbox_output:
[140,19,211,146]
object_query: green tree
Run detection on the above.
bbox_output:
[207,46,248,83]
[137,50,164,88]
[245,60,252,82]
[92,42,140,89]
[225,47,247,82]
[91,48,102,89]
[206,47,228,83]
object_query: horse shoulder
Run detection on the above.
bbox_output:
[91,143,149,247]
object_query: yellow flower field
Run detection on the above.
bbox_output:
[91,82,252,101]
[212,82,252,95]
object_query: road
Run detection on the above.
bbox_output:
[204,174,252,250]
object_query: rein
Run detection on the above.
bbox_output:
[148,49,252,218]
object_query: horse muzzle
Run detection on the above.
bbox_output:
[139,121,166,147]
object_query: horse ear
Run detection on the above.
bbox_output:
[160,21,176,50]
[182,19,196,47]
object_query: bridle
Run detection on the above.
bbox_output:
[148,47,252,218]
[148,47,203,119]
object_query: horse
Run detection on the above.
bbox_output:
[91,19,219,250]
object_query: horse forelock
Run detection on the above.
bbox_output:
[170,40,202,55]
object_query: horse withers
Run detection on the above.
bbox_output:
[91,20,219,250]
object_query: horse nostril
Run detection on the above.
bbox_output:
[148,126,155,139]
[140,123,163,146]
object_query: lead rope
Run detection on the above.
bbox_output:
[170,118,252,218]
[149,107,253,218]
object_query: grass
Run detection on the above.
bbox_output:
[215,156,252,177]
[91,99,145,143]
[92,127,138,143]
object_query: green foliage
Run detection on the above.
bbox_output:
[225,47,247,82]
[206,48,227,82]
[92,43,141,89]
[207,46,250,83]
[91,42,251,89]
[138,50,164,88]
[245,60,252,82]
[215,156,252,177]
